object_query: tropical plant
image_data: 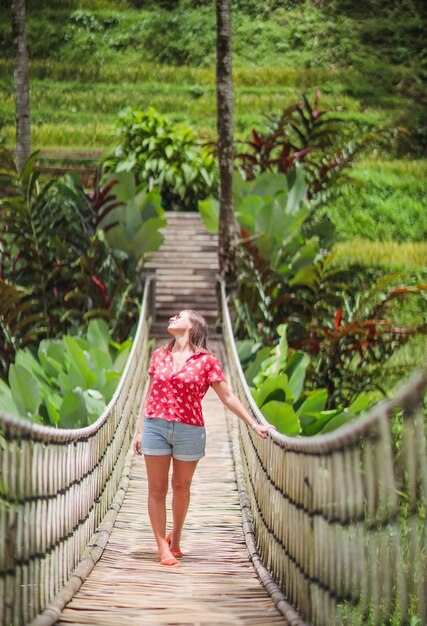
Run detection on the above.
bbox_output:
[103,107,218,211]
[235,90,400,210]
[199,168,309,245]
[0,150,119,339]
[234,246,345,346]
[99,171,166,261]
[236,242,427,408]
[0,279,46,381]
[200,169,331,343]
[206,170,427,408]
[0,146,165,378]
[230,167,330,342]
[237,324,371,436]
[0,319,133,428]
[304,277,427,407]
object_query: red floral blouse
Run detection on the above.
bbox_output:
[145,347,226,426]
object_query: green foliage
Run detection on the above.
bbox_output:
[200,168,308,249]
[236,90,400,216]
[308,275,426,401]
[198,197,219,234]
[0,319,132,428]
[103,108,218,211]
[216,170,331,343]
[0,146,164,378]
[230,169,427,407]
[0,148,118,335]
[233,167,310,255]
[99,171,166,257]
[138,6,216,66]
[237,324,371,436]
[0,279,46,384]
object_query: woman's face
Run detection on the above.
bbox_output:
[167,311,192,335]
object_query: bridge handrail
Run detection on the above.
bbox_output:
[219,277,427,626]
[0,274,155,626]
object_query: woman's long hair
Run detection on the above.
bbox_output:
[166,309,209,353]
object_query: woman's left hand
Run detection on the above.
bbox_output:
[210,382,277,441]
[253,424,276,439]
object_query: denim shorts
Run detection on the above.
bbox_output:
[141,417,206,461]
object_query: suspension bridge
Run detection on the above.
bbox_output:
[1,213,426,626]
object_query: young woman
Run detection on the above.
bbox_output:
[133,309,275,567]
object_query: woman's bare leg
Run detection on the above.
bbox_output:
[144,454,176,562]
[170,458,199,550]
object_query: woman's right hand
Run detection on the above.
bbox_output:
[133,433,142,455]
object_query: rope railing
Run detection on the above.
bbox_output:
[0,274,155,626]
[219,278,427,626]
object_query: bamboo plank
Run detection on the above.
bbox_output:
[56,347,288,625]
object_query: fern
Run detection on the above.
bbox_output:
[0,279,46,379]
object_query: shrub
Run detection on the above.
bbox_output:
[206,171,427,407]
[235,90,398,216]
[103,107,218,211]
[139,6,216,66]
[0,146,165,379]
[237,324,371,436]
[0,319,132,428]
[303,274,427,406]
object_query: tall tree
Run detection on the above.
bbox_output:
[216,0,239,287]
[11,0,31,172]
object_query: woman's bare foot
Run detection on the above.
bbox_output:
[158,554,180,566]
[157,540,180,566]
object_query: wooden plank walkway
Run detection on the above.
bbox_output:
[56,341,286,626]
[146,212,220,333]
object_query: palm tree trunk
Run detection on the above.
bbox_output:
[216,0,239,287]
[11,0,31,172]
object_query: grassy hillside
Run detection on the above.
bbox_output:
[0,1,425,149]
[0,0,425,244]
[323,159,427,243]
